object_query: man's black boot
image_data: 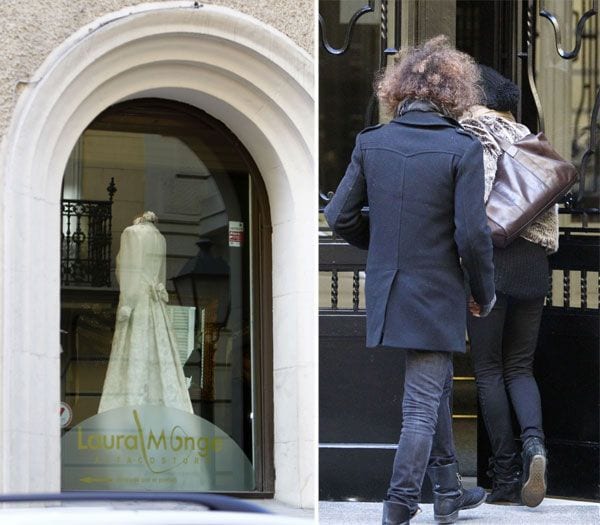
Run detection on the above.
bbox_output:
[381,500,411,525]
[427,463,486,524]
[521,437,547,508]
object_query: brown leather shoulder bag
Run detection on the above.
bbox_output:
[485,130,578,248]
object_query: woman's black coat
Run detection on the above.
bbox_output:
[324,105,495,352]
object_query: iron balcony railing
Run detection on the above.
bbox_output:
[319,210,600,313]
[61,179,116,288]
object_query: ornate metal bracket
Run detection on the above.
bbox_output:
[540,0,598,60]
[319,1,375,55]
[318,1,404,197]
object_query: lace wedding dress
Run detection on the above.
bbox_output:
[98,212,193,414]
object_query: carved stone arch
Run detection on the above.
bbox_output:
[0,2,315,507]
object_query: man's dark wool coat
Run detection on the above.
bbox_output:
[324,104,495,352]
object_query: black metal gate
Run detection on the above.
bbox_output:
[319,0,599,502]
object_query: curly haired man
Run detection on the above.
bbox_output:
[325,36,495,525]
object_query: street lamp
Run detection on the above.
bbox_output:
[172,238,230,405]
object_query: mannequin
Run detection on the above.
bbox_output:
[98,211,193,413]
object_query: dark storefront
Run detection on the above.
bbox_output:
[319,0,599,502]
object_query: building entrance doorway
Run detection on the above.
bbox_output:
[319,0,598,502]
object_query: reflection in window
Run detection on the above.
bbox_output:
[536,0,599,208]
[60,99,260,491]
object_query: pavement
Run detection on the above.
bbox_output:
[2,495,598,523]
[318,498,600,524]
[232,496,600,524]
[255,499,315,519]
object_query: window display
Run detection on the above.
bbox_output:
[98,211,193,414]
[59,99,269,493]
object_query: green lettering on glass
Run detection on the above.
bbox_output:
[77,427,87,449]
[125,435,138,450]
[133,409,185,474]
[103,435,115,449]
[147,430,167,450]
[169,426,186,451]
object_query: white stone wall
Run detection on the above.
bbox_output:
[0,0,313,140]
[0,1,316,510]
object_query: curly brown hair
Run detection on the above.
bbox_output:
[376,35,481,118]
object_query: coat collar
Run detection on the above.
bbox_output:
[392,100,460,128]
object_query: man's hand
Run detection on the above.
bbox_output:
[468,296,482,317]
[469,294,497,318]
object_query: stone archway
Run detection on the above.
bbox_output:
[0,2,315,507]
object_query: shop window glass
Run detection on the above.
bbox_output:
[60,99,265,492]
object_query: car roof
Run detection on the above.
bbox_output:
[0,508,313,525]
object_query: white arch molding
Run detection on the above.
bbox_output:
[0,2,315,507]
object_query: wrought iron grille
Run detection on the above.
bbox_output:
[61,178,116,287]
[320,221,600,312]
[318,0,600,306]
[320,1,599,214]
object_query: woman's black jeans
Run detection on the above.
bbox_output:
[467,292,545,478]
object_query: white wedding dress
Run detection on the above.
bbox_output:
[98,213,193,414]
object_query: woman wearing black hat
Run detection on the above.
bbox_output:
[460,65,559,507]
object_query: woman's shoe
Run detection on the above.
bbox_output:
[485,452,523,505]
[521,437,547,507]
[485,456,522,505]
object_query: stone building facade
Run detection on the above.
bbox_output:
[0,0,315,509]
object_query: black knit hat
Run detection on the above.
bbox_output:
[478,64,520,114]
